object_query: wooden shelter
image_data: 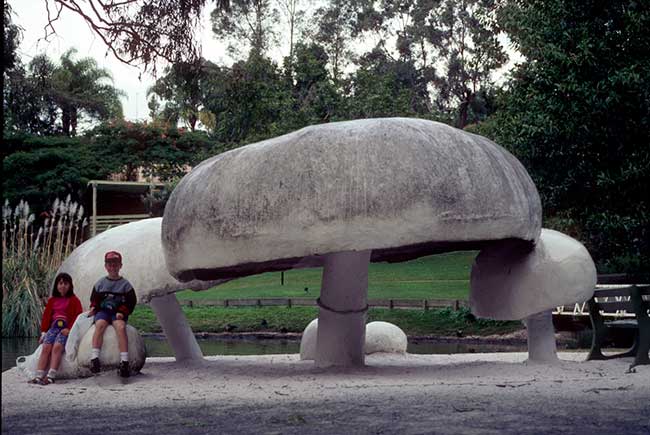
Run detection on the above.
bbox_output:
[87,180,164,237]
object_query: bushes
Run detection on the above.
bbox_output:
[2,197,86,337]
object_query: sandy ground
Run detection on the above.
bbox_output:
[2,352,649,435]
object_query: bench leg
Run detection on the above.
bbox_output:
[586,298,607,361]
[632,321,650,368]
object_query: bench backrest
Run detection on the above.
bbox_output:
[590,285,650,316]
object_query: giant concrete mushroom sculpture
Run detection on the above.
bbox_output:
[470,228,597,362]
[57,218,224,362]
[162,117,544,367]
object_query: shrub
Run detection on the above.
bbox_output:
[2,196,86,337]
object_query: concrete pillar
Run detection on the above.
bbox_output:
[524,309,558,363]
[315,250,371,368]
[149,293,203,361]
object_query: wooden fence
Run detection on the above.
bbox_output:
[172,274,644,314]
[178,298,468,311]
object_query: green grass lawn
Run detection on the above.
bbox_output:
[129,305,521,337]
[175,251,477,301]
[129,251,509,337]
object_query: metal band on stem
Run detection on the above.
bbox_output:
[316,297,369,314]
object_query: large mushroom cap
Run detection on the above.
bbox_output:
[57,218,224,308]
[163,117,542,281]
[469,229,597,320]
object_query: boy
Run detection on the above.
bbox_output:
[87,251,137,377]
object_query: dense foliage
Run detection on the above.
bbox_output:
[472,0,650,273]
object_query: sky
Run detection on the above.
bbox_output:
[8,0,233,122]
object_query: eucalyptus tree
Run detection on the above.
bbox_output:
[345,47,431,119]
[290,42,341,124]
[44,0,231,74]
[147,59,220,131]
[202,52,292,144]
[3,3,21,72]
[427,0,507,128]
[278,0,312,72]
[353,0,506,127]
[311,0,361,84]
[211,0,281,58]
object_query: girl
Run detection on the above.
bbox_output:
[30,272,83,385]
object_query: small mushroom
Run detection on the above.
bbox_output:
[470,229,597,362]
[57,218,225,361]
[162,117,542,367]
[300,319,408,360]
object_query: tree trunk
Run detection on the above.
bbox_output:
[62,108,71,136]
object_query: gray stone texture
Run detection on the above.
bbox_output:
[162,118,542,281]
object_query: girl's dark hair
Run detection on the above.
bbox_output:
[52,272,74,297]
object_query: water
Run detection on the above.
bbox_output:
[2,336,527,372]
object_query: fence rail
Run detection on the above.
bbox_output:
[171,275,645,315]
[178,298,469,310]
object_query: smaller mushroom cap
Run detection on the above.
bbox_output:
[57,218,225,309]
[299,319,408,360]
[470,229,596,320]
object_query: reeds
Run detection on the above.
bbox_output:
[2,196,87,337]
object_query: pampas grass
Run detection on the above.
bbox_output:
[2,197,87,337]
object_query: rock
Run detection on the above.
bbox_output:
[364,321,408,355]
[76,324,146,375]
[299,319,318,360]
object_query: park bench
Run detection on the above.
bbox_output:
[586,284,650,368]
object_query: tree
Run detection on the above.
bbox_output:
[474,0,650,272]
[427,0,507,128]
[202,52,293,143]
[211,0,280,57]
[147,59,220,131]
[4,56,60,135]
[2,135,110,211]
[345,0,506,126]
[290,42,341,125]
[52,49,124,136]
[87,121,215,182]
[278,0,311,71]
[311,0,360,84]
[345,47,431,119]
[44,0,232,74]
[4,50,124,136]
[3,3,21,72]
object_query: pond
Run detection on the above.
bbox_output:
[2,336,527,373]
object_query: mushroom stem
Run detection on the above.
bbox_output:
[149,293,204,361]
[524,309,558,363]
[315,250,371,368]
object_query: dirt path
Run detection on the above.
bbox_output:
[3,353,649,434]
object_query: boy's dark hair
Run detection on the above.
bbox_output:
[52,272,75,297]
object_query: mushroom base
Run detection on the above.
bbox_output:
[524,310,558,363]
[316,250,371,368]
[150,293,203,361]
